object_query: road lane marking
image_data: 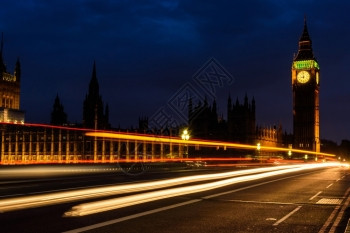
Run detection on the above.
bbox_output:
[326,183,333,189]
[62,199,202,233]
[318,205,341,233]
[63,171,318,232]
[318,187,350,233]
[273,206,302,226]
[226,199,294,205]
[309,191,322,200]
[336,178,340,182]
[329,188,350,233]
[316,198,342,205]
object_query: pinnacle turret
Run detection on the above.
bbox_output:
[83,61,109,129]
[88,61,99,98]
[15,57,21,81]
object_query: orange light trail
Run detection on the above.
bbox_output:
[0,122,337,165]
[0,122,336,158]
[86,131,336,158]
[0,157,309,165]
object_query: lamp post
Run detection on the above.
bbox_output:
[288,144,292,158]
[181,129,190,159]
[257,142,261,163]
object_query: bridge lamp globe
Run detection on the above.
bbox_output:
[256,143,261,151]
[181,129,190,141]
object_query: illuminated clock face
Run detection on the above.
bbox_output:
[297,71,310,83]
[316,72,319,84]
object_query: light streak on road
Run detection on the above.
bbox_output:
[64,163,341,217]
[0,165,117,178]
[0,165,306,213]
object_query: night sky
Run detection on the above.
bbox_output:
[0,1,349,143]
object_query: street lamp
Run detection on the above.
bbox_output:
[288,144,292,158]
[181,129,190,158]
[257,143,261,163]
[256,143,261,151]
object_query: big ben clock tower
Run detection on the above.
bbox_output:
[292,19,320,153]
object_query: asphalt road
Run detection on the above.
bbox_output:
[1,164,350,233]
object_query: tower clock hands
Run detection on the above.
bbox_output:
[297,70,310,83]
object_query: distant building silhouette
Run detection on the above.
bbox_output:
[188,97,221,140]
[0,33,24,123]
[227,94,256,143]
[82,61,110,129]
[138,116,149,133]
[339,140,350,160]
[188,94,284,148]
[50,94,67,125]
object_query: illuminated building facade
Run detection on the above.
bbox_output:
[0,123,184,164]
[256,124,283,147]
[292,20,320,152]
[0,34,24,123]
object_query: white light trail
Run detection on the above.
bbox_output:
[0,165,304,213]
[0,165,114,178]
[64,163,340,216]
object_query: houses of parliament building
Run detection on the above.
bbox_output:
[0,20,321,164]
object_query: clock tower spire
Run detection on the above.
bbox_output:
[295,17,314,61]
[292,19,320,154]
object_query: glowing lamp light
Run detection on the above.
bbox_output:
[181,129,190,158]
[181,129,190,141]
[257,143,261,151]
